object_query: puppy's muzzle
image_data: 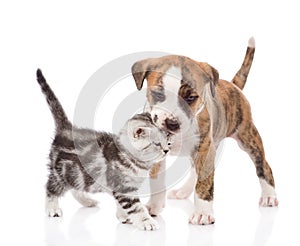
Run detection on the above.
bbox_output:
[165,118,180,132]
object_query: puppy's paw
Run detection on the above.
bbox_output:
[189,212,215,225]
[135,217,159,231]
[168,188,192,200]
[145,202,165,216]
[259,179,278,207]
[259,196,279,207]
[47,207,62,217]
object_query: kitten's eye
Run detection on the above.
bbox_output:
[154,142,162,147]
[168,142,171,146]
[184,95,198,104]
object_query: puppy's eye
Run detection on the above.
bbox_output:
[184,95,198,104]
[151,90,165,102]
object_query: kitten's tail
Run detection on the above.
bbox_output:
[36,69,72,131]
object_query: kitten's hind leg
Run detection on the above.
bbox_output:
[114,193,159,231]
[71,190,98,207]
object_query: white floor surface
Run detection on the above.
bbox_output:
[1,1,300,245]
[1,143,299,246]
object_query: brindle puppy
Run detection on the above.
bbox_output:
[131,38,278,225]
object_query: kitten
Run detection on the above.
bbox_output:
[36,69,171,230]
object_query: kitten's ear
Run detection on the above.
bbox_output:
[133,127,149,138]
[134,128,144,138]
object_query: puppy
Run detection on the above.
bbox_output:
[131,38,278,225]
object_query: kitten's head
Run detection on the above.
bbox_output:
[119,113,172,166]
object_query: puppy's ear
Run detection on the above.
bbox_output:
[131,59,150,90]
[198,62,219,97]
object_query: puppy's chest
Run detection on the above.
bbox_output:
[169,130,200,157]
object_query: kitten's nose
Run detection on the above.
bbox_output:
[165,118,180,132]
[163,150,169,154]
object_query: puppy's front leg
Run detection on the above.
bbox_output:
[146,159,166,216]
[189,138,216,225]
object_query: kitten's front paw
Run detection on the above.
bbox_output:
[145,202,165,216]
[136,217,159,231]
[259,196,279,207]
[116,209,131,224]
[189,212,215,225]
[47,207,62,217]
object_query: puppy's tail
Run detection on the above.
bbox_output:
[36,69,72,131]
[232,37,255,90]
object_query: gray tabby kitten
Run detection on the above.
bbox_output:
[36,69,170,230]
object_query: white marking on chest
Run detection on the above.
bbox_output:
[169,117,200,156]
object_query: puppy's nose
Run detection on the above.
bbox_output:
[165,118,180,132]
[163,150,169,154]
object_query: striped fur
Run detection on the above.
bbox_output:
[36,69,170,230]
[36,69,71,131]
[232,37,255,90]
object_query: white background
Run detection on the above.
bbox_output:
[1,1,299,245]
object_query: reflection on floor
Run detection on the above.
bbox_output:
[44,195,278,246]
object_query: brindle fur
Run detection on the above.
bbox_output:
[132,39,277,222]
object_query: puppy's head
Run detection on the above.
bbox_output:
[131,55,219,133]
